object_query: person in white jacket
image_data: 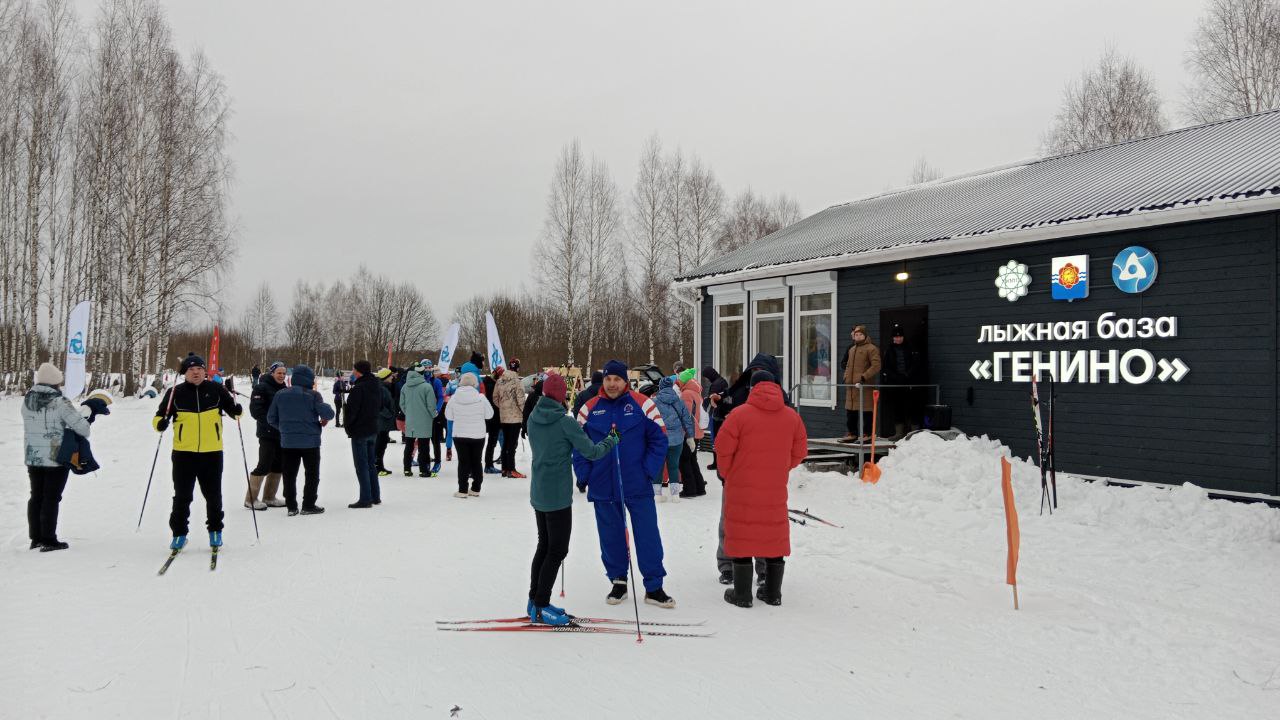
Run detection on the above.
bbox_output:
[444,373,493,498]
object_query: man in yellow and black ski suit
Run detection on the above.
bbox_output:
[154,353,243,546]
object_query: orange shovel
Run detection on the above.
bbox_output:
[861,389,882,483]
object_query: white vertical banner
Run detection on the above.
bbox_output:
[63,300,91,398]
[438,323,461,372]
[485,311,506,371]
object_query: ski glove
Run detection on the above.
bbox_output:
[155,417,170,432]
[608,427,620,442]
[231,403,243,417]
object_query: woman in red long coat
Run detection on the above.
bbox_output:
[715,371,808,607]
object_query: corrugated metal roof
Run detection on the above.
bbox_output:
[678,109,1280,283]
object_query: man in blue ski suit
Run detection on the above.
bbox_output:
[573,360,677,608]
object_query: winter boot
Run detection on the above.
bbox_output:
[527,598,565,619]
[300,505,325,515]
[508,470,527,479]
[724,562,753,608]
[756,559,785,606]
[718,569,733,585]
[40,540,70,552]
[484,465,501,475]
[262,473,286,507]
[654,484,667,503]
[644,588,676,608]
[170,535,187,551]
[669,482,682,503]
[533,605,571,626]
[605,578,629,605]
[209,531,223,548]
[245,474,267,510]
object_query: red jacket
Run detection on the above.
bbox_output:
[715,382,808,558]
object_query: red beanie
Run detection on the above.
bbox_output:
[542,373,567,404]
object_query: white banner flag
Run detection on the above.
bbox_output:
[485,311,506,372]
[438,323,461,372]
[63,300,91,399]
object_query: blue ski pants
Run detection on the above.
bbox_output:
[593,496,666,592]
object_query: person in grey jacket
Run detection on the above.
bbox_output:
[22,362,91,551]
[651,375,695,502]
[267,364,335,515]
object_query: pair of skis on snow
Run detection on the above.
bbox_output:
[1030,374,1059,515]
[157,546,218,575]
[788,507,842,528]
[435,616,713,639]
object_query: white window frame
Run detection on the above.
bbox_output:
[787,272,838,408]
[708,283,748,380]
[745,278,788,388]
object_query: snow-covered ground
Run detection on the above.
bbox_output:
[3,384,1280,719]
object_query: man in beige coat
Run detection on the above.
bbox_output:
[494,364,527,478]
[841,325,881,442]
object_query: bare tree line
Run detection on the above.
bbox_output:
[0,0,233,393]
[1044,0,1280,155]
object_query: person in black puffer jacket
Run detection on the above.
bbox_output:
[247,362,288,509]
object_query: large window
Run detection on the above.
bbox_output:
[793,287,836,406]
[716,302,745,380]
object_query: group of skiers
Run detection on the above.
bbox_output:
[18,347,812,624]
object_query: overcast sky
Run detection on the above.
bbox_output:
[92,0,1208,327]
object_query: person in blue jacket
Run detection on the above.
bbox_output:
[267,364,335,515]
[573,359,676,608]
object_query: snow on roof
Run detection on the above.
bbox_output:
[678,109,1280,283]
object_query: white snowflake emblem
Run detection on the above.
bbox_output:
[995,260,1031,302]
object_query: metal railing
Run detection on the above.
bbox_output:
[787,381,942,472]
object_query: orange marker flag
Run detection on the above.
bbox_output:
[1000,456,1020,610]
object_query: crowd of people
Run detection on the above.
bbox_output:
[18,347,812,624]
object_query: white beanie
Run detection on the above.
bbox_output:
[35,362,63,386]
[460,373,478,388]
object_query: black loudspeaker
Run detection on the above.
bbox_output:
[923,404,952,430]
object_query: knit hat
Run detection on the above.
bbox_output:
[375,368,392,380]
[292,364,315,389]
[751,370,776,386]
[460,373,478,388]
[591,370,604,384]
[493,366,505,378]
[179,353,206,374]
[35,362,63,386]
[268,361,286,373]
[542,372,567,404]
[86,388,113,405]
[853,325,869,336]
[603,359,628,380]
[892,324,905,337]
[508,358,520,372]
[353,360,372,376]
[677,368,696,384]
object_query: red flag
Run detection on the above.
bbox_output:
[210,325,221,376]
[1000,457,1021,607]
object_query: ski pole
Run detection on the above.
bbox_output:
[559,561,565,598]
[611,425,643,644]
[138,371,178,531]
[236,416,260,541]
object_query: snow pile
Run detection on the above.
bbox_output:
[869,431,1280,547]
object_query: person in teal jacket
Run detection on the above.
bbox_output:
[399,369,438,477]
[524,372,617,625]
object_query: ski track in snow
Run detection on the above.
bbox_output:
[1,386,1279,718]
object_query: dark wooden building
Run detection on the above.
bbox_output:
[675,110,1280,498]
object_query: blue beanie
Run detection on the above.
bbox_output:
[292,364,315,389]
[603,360,628,380]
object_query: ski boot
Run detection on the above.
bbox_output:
[430,462,441,476]
[484,465,501,475]
[209,531,222,548]
[532,605,571,626]
[527,598,565,620]
[170,535,187,551]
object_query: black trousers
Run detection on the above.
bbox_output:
[280,446,321,511]
[169,451,224,536]
[846,410,874,437]
[27,465,69,543]
[484,422,501,467]
[529,507,572,607]
[500,424,521,473]
[678,443,705,495]
[334,398,344,426]
[455,437,485,493]
[250,436,282,476]
[403,436,431,472]
[432,413,447,465]
[376,431,390,470]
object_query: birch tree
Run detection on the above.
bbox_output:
[1184,0,1280,122]
[1043,46,1166,155]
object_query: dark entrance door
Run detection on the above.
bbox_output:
[879,305,929,431]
